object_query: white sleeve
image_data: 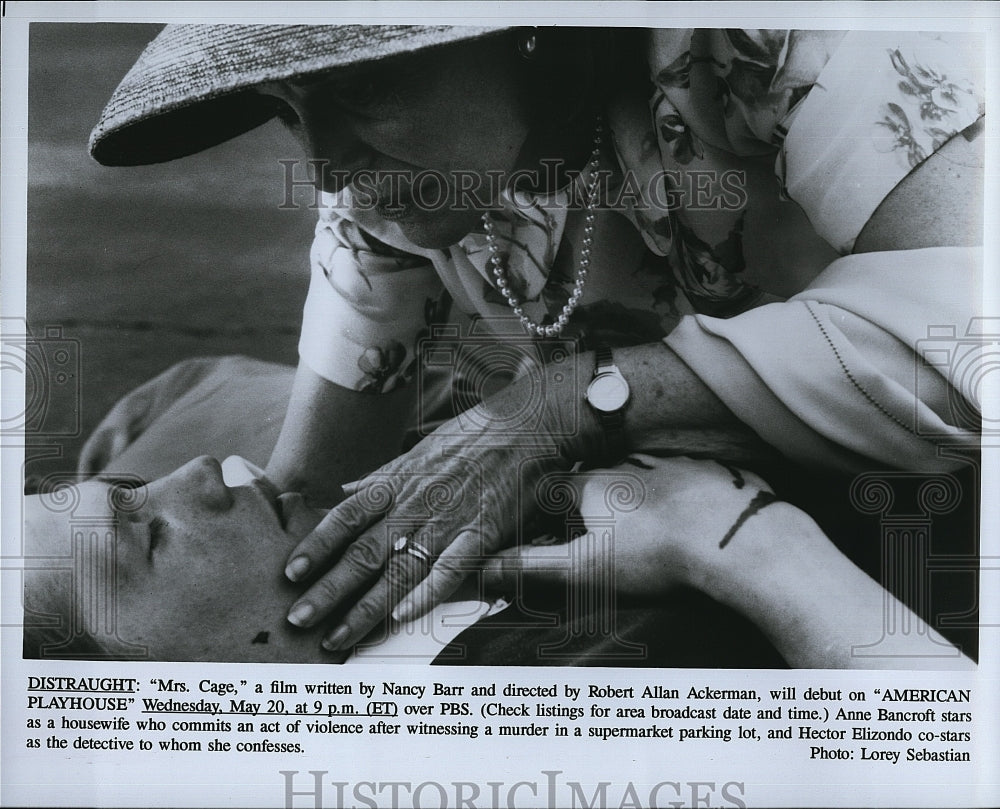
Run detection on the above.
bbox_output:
[664,246,982,472]
[298,214,442,392]
[780,31,984,254]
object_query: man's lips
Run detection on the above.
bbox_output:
[250,478,282,519]
[220,455,283,522]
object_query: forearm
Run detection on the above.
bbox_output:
[698,504,974,670]
[266,362,416,504]
[562,341,773,464]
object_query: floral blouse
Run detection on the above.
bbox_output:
[299,29,984,405]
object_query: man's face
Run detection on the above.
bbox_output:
[24,457,328,662]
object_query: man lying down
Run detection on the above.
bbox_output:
[22,455,503,664]
[22,450,973,669]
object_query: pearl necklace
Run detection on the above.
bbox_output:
[482,117,603,338]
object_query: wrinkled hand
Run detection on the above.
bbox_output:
[77,357,230,477]
[283,376,578,652]
[484,455,779,599]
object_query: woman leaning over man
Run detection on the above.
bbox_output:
[83,25,985,662]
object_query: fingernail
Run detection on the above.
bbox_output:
[392,601,413,623]
[322,625,351,651]
[287,602,315,627]
[285,556,311,581]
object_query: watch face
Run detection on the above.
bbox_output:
[587,373,630,412]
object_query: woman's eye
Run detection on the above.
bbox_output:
[329,73,394,111]
[336,83,377,109]
[270,99,300,128]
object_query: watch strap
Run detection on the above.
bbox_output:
[595,343,614,371]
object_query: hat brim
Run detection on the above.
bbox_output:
[90,24,512,166]
[93,90,280,165]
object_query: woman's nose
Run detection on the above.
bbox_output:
[165,456,233,511]
[261,81,373,193]
[289,107,372,194]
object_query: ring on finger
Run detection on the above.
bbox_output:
[392,532,434,569]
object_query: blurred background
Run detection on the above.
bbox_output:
[25,23,317,486]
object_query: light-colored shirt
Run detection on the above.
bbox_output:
[299,29,984,472]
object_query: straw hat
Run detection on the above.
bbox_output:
[89,24,512,166]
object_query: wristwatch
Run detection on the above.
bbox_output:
[584,344,631,461]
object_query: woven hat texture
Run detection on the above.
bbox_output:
[90,24,511,166]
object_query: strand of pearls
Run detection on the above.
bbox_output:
[482,117,603,338]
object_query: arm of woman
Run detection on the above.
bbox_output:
[264,210,442,503]
[283,35,984,640]
[266,362,416,505]
[638,29,985,473]
[652,128,985,474]
[281,132,984,644]
[559,122,986,472]
[853,120,984,254]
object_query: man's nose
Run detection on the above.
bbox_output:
[170,456,233,511]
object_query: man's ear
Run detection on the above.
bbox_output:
[277,492,327,539]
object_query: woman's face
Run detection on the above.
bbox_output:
[24,457,328,662]
[258,36,532,248]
